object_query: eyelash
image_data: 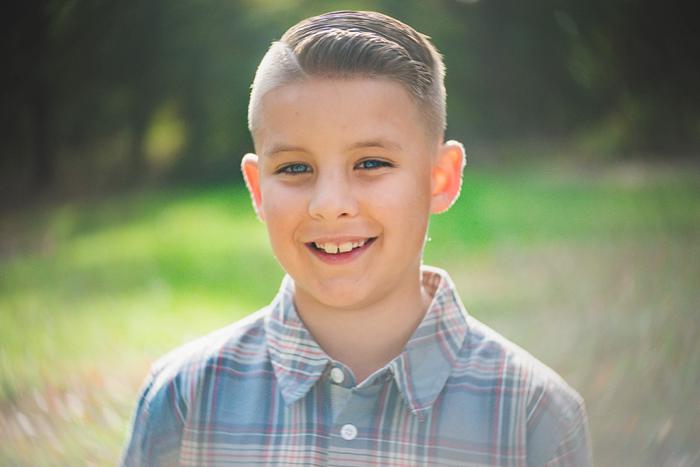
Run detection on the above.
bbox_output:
[276,163,310,175]
[356,159,393,170]
[275,159,393,175]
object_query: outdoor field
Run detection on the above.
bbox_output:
[1,162,698,466]
[3,0,699,465]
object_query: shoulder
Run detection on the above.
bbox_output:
[458,315,584,417]
[454,316,591,464]
[121,308,271,465]
[142,307,271,410]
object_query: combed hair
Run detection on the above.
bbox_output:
[248,10,446,139]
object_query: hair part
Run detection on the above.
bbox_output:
[248,10,446,140]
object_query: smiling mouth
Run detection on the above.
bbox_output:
[306,237,377,255]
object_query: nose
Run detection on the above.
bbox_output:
[308,169,359,220]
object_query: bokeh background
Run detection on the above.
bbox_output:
[1,0,699,465]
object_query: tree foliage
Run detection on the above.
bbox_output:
[2,0,698,197]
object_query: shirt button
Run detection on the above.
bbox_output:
[340,423,358,441]
[330,367,345,384]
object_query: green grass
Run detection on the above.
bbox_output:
[1,165,699,465]
[1,186,281,400]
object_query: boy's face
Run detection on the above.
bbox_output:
[243,78,463,311]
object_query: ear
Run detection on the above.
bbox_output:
[241,153,265,221]
[430,140,465,214]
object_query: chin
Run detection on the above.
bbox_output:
[297,277,374,311]
[314,287,368,310]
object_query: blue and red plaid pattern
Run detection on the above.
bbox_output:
[121,266,591,466]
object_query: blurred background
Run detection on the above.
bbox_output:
[1,0,698,465]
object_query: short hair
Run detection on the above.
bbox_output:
[248,10,446,140]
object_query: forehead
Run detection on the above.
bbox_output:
[253,77,433,155]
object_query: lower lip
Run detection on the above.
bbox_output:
[306,238,376,265]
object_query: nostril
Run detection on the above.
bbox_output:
[307,175,360,220]
[308,194,359,219]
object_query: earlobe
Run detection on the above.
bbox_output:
[430,140,465,214]
[241,153,265,221]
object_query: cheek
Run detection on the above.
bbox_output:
[260,185,305,242]
[365,173,432,231]
[378,170,431,208]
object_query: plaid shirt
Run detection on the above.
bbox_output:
[121,266,591,466]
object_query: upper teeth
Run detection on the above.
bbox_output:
[314,240,367,254]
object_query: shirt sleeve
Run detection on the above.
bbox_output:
[526,381,593,467]
[120,368,186,467]
[544,402,592,467]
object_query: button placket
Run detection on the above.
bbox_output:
[326,375,388,464]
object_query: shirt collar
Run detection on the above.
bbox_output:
[264,266,470,416]
[264,274,329,405]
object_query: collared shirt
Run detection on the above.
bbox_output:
[121,266,592,466]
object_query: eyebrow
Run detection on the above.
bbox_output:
[265,144,307,157]
[347,139,402,152]
[264,139,402,158]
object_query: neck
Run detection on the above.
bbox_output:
[294,269,432,383]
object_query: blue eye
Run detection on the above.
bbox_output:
[277,163,311,175]
[356,159,392,170]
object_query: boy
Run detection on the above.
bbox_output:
[122,10,591,466]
